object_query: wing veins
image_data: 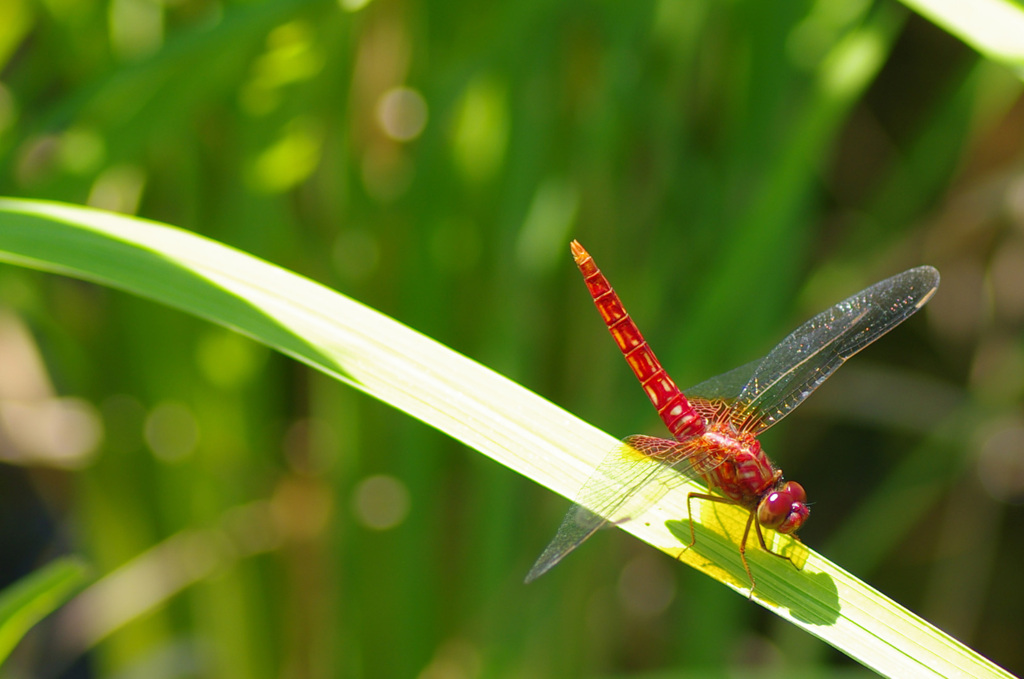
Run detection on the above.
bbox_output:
[731,307,868,427]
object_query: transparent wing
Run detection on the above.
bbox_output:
[525,435,726,582]
[686,359,759,403]
[690,266,939,435]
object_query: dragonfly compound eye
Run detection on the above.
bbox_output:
[781,481,807,503]
[757,483,809,533]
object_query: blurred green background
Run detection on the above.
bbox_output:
[1,0,1023,676]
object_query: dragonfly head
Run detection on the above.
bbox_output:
[756,481,809,534]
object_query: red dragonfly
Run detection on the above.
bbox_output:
[526,240,939,591]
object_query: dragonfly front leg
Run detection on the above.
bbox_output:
[683,492,760,593]
[752,519,802,567]
[746,521,805,597]
[682,492,781,596]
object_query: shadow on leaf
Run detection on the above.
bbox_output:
[665,518,839,626]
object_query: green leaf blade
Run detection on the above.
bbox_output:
[0,557,90,666]
[0,198,1014,679]
[900,0,1024,78]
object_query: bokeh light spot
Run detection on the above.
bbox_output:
[145,402,200,463]
[977,420,1024,505]
[339,0,374,11]
[272,477,333,541]
[15,135,60,186]
[58,127,105,175]
[376,87,428,141]
[352,474,410,530]
[617,553,676,618]
[87,165,145,214]
[248,117,324,193]
[109,0,164,60]
[196,330,267,389]
[0,398,102,469]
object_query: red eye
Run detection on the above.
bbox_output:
[766,491,791,517]
[757,482,810,532]
[757,491,791,529]
[782,481,806,504]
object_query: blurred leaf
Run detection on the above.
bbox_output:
[0,198,1013,679]
[0,557,89,666]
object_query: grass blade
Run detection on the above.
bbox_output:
[899,0,1024,77]
[0,198,1014,678]
[0,557,89,666]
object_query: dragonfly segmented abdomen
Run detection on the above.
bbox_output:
[571,241,705,441]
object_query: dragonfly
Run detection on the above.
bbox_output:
[526,240,940,592]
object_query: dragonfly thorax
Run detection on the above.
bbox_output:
[698,423,810,540]
[699,427,778,509]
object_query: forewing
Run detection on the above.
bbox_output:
[525,435,726,582]
[726,266,939,434]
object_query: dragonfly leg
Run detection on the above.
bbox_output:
[683,492,764,596]
[752,520,801,568]
[683,491,734,550]
[741,519,805,598]
[739,510,757,596]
